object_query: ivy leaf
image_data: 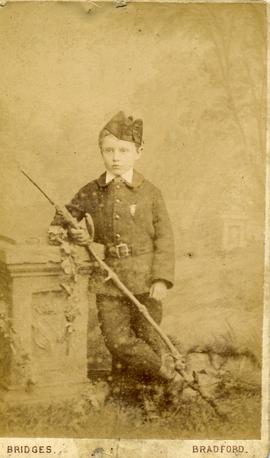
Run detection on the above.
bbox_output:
[61,259,74,275]
[60,241,72,255]
[60,283,72,296]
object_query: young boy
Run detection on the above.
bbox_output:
[50,111,183,403]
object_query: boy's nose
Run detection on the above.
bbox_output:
[113,150,121,161]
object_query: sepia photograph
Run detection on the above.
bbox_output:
[0,0,268,455]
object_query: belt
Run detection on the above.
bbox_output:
[105,243,153,259]
[105,243,132,258]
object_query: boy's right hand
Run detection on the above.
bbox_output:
[69,228,91,245]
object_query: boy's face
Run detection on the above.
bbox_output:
[101,134,142,176]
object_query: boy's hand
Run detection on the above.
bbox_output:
[69,228,91,246]
[149,280,168,301]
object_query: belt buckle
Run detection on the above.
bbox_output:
[115,243,130,258]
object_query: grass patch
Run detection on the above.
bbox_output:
[0,378,261,440]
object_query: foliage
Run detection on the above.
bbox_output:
[0,312,33,388]
[48,227,83,354]
[0,377,260,439]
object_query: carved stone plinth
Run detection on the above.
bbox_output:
[0,236,107,401]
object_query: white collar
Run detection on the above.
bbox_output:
[105,169,133,184]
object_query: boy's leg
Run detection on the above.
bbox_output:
[131,294,184,412]
[132,293,163,359]
[129,294,165,414]
[96,294,162,379]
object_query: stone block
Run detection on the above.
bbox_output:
[0,236,107,401]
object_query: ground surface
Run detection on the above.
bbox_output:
[0,368,261,440]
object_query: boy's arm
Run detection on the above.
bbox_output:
[49,190,90,244]
[151,188,175,290]
[50,191,86,228]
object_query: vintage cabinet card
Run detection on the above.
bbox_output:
[0,1,269,457]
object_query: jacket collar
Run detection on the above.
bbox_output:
[105,169,133,185]
[96,169,144,189]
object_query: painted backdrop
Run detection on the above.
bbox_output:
[0,2,266,374]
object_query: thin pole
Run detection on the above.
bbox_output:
[85,243,182,361]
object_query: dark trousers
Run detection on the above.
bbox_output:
[96,293,163,384]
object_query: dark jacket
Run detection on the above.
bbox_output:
[51,170,175,296]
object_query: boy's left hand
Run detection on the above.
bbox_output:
[149,280,168,301]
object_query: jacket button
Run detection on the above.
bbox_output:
[115,198,121,203]
[115,214,120,219]
[115,185,120,190]
[115,233,121,238]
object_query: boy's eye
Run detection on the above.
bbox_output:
[119,148,128,153]
[104,148,114,153]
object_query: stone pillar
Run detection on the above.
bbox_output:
[0,238,105,400]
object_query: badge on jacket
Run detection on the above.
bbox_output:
[129,204,137,217]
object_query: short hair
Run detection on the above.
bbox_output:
[98,129,111,150]
[98,129,142,151]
